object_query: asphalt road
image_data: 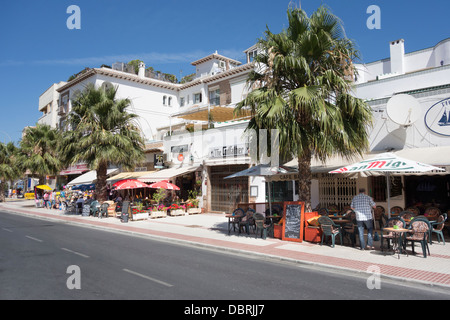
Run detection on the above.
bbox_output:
[1,211,449,304]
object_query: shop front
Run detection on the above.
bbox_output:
[208,164,249,213]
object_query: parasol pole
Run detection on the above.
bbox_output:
[386,172,391,219]
[267,177,273,217]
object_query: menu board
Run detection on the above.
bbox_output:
[282,201,304,242]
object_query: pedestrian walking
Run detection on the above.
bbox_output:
[351,188,376,250]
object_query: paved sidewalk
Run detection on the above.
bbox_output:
[2,199,450,289]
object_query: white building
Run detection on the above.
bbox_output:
[37,81,67,128]
[307,38,450,214]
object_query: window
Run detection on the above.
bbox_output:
[248,50,258,62]
[168,97,172,106]
[163,95,167,105]
[180,97,185,107]
[194,93,202,104]
[209,88,220,105]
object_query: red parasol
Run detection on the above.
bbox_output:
[148,180,180,190]
[114,179,149,190]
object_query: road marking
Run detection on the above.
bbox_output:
[122,268,173,287]
[2,228,13,232]
[61,248,90,258]
[26,235,43,242]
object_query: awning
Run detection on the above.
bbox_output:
[138,165,201,182]
[66,168,119,186]
[282,147,450,177]
[283,153,374,174]
[394,146,450,166]
[60,163,89,175]
[107,171,157,182]
[173,104,251,122]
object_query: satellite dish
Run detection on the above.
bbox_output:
[386,94,421,126]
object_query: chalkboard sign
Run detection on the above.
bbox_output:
[282,201,304,242]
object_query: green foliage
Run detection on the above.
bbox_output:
[152,188,166,204]
[59,83,145,200]
[19,124,62,183]
[235,5,373,208]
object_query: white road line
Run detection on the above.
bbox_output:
[122,268,173,287]
[61,248,90,258]
[2,228,13,232]
[26,235,43,242]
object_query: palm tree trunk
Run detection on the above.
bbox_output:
[297,150,312,212]
[96,162,108,202]
[0,181,5,202]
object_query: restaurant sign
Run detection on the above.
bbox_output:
[424,97,450,137]
[60,163,89,175]
[209,144,249,159]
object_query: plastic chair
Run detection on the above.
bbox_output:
[405,219,431,258]
[390,206,403,216]
[239,210,255,235]
[254,213,272,240]
[424,207,441,220]
[90,200,99,216]
[318,216,343,248]
[399,210,415,225]
[405,206,420,216]
[227,208,244,233]
[374,206,385,229]
[99,203,109,219]
[431,214,446,244]
[342,210,358,247]
[380,217,406,251]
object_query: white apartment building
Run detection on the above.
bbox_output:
[37,38,450,214]
[307,38,450,214]
[37,81,67,128]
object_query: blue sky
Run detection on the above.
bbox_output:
[0,0,449,143]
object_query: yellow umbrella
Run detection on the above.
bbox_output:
[36,185,52,191]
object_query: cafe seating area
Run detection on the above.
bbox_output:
[226,201,449,258]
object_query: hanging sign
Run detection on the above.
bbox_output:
[425,97,450,136]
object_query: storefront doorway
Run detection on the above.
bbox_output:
[210,165,249,213]
[404,175,450,214]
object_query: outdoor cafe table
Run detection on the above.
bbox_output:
[331,219,350,225]
[382,227,411,259]
[329,215,346,220]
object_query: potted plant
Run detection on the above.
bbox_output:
[150,189,167,218]
[149,203,167,218]
[187,190,201,214]
[169,203,185,216]
[132,202,149,220]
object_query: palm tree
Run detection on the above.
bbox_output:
[19,124,62,185]
[60,83,145,202]
[0,142,21,202]
[235,5,373,210]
